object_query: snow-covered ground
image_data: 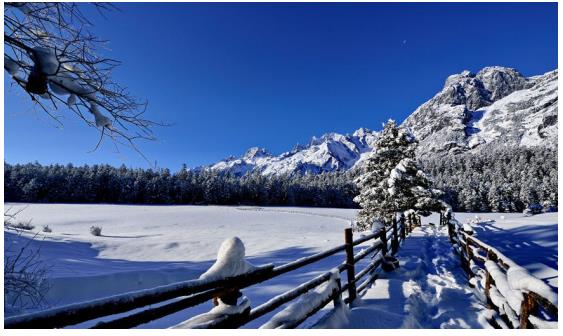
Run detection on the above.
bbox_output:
[3,204,558,328]
[453,212,558,289]
[4,203,356,327]
[318,225,491,328]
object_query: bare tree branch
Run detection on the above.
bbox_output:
[4,2,165,161]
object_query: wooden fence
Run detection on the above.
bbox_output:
[442,212,558,329]
[5,214,418,329]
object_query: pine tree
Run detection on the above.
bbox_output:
[354,120,444,231]
[387,158,445,216]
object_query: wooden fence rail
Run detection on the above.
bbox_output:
[5,214,417,329]
[444,212,558,329]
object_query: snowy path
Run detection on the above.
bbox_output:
[327,225,491,328]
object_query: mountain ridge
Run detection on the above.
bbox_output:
[201,66,558,176]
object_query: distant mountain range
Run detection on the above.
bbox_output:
[200,66,558,176]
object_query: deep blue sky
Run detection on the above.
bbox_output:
[4,2,558,170]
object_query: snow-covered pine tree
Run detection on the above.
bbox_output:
[387,158,445,216]
[354,120,444,231]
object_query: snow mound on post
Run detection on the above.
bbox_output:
[199,237,257,281]
[260,270,340,329]
[462,223,474,234]
[484,260,523,312]
[506,266,558,305]
[528,315,558,329]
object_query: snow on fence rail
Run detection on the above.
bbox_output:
[442,212,558,329]
[4,214,417,329]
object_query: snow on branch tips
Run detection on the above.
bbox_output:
[4,2,162,157]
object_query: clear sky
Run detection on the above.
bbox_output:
[4,2,558,170]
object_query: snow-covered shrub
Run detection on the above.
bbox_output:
[541,201,557,213]
[42,225,52,233]
[4,208,49,314]
[12,220,35,231]
[89,226,102,236]
[523,204,543,216]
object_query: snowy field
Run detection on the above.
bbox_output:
[3,203,558,328]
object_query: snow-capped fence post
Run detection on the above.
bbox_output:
[344,228,357,305]
[391,216,399,255]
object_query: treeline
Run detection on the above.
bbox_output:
[4,146,557,212]
[3,163,358,208]
[422,146,557,212]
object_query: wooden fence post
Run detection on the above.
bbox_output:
[391,216,399,254]
[333,277,343,307]
[344,228,357,305]
[464,235,475,282]
[446,212,454,243]
[484,250,496,309]
[213,288,242,307]
[400,213,406,241]
[519,292,538,329]
[380,227,388,256]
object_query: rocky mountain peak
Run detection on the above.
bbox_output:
[475,66,528,101]
[243,147,271,160]
[403,67,556,157]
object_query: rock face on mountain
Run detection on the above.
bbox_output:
[204,66,557,175]
[402,67,557,156]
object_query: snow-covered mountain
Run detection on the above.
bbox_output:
[203,66,557,175]
[207,128,378,176]
[403,67,558,157]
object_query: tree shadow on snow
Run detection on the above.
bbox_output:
[472,222,558,289]
[4,231,211,317]
[4,234,361,329]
